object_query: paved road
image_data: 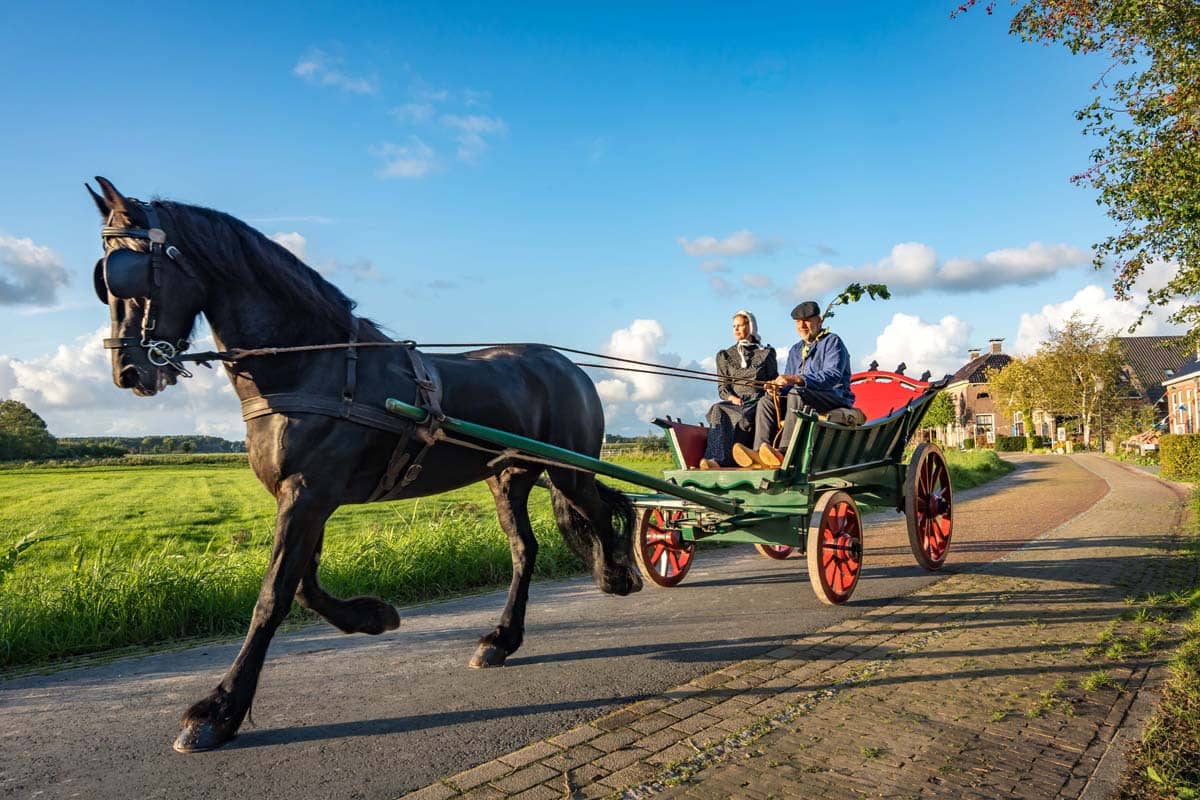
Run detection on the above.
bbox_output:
[0,455,1107,800]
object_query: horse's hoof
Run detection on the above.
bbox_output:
[469,644,508,668]
[173,721,233,753]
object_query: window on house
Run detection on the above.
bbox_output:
[975,413,995,444]
[1013,411,1025,437]
[977,392,990,399]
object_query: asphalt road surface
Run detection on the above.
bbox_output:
[0,454,1109,800]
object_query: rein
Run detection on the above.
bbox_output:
[179,340,775,392]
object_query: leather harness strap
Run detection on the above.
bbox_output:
[367,346,444,501]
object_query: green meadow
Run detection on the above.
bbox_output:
[0,449,1010,670]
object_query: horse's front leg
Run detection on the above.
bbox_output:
[173,478,333,752]
[471,468,539,668]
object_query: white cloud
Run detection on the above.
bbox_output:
[742,273,773,289]
[270,232,308,262]
[592,320,714,435]
[440,113,507,162]
[293,49,377,95]
[790,241,1089,298]
[698,260,728,274]
[0,234,69,306]
[1013,283,1188,354]
[371,137,437,179]
[678,230,777,258]
[864,313,973,380]
[1,328,243,438]
[391,102,436,125]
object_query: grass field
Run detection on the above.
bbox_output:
[0,448,1011,669]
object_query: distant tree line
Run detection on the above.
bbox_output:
[0,399,245,461]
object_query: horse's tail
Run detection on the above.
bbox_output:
[547,471,641,595]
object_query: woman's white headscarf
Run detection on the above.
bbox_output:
[733,309,761,367]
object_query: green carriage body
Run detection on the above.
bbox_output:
[630,374,946,551]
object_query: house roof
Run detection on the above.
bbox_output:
[1163,354,1200,387]
[1116,336,1192,404]
[951,352,1012,384]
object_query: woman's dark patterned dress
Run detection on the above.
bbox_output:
[703,343,779,466]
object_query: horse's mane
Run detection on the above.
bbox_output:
[156,200,388,342]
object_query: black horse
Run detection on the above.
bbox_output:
[87,177,641,753]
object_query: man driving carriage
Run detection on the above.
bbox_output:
[732,300,860,468]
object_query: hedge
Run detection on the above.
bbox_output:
[1159,434,1200,481]
[995,436,1026,452]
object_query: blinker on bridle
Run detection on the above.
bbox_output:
[95,200,198,378]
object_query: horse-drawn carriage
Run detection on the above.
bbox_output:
[385,367,954,606]
[89,176,954,752]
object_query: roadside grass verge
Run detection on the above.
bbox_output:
[1,449,1008,671]
[942,449,1013,490]
[1119,488,1200,800]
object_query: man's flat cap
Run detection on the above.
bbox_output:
[791,301,821,320]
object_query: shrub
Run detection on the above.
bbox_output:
[961,438,975,450]
[994,435,1026,452]
[1159,434,1200,481]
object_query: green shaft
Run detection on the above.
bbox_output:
[384,398,741,514]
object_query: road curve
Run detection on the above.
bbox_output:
[0,455,1108,800]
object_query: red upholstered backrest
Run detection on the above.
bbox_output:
[664,421,709,468]
[851,370,931,422]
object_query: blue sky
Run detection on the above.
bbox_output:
[0,1,1179,437]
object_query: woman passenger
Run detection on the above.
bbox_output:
[699,310,778,469]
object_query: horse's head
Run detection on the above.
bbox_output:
[88,177,205,396]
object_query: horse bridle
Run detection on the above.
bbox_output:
[95,200,199,377]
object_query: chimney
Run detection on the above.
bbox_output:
[967,347,982,360]
[989,338,1004,355]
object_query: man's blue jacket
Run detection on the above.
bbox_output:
[782,331,855,408]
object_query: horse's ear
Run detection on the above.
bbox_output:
[94,176,132,215]
[86,182,109,217]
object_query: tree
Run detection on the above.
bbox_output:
[0,400,57,460]
[958,1,1200,337]
[922,391,956,432]
[987,356,1048,450]
[1033,315,1124,445]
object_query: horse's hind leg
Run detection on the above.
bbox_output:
[471,467,540,668]
[173,479,333,753]
[295,539,400,635]
[548,469,641,596]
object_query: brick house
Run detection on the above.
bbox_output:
[937,339,1014,447]
[1163,352,1200,434]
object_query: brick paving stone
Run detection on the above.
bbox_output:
[489,763,559,794]
[593,708,642,731]
[399,782,458,800]
[589,727,642,752]
[458,786,507,800]
[660,697,714,719]
[598,761,659,790]
[497,740,562,768]
[547,723,602,748]
[629,711,678,734]
[509,784,561,800]
[447,760,515,791]
[633,727,689,754]
[593,747,646,772]
[646,740,700,766]
[542,743,604,772]
[669,711,721,735]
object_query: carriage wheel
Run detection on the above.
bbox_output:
[905,442,953,570]
[754,544,794,560]
[806,490,863,605]
[633,508,695,588]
